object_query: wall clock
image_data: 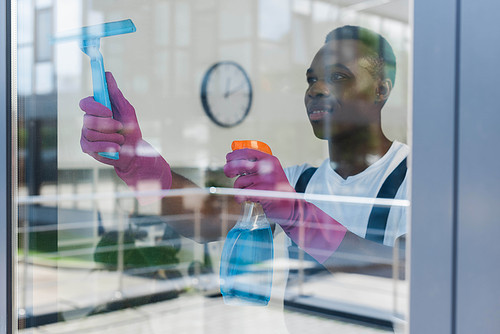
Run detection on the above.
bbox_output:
[200,61,252,128]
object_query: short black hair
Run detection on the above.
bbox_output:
[325,25,396,85]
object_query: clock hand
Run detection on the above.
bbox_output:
[225,81,246,97]
[224,78,231,98]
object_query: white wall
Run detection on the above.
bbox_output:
[56,0,410,178]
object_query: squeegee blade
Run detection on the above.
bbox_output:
[53,19,136,43]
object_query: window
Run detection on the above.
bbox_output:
[15,1,411,333]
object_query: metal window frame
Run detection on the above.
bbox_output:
[0,1,13,334]
[2,1,499,334]
[411,0,500,333]
[410,0,458,332]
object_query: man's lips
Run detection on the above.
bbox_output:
[307,107,333,121]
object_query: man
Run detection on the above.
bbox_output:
[223,25,407,269]
[80,25,407,272]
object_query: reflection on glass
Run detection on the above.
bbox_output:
[16,1,410,333]
[259,0,291,41]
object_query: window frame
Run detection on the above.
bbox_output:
[1,1,14,333]
[4,0,500,333]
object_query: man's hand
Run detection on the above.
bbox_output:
[80,72,146,172]
[79,72,172,203]
[224,148,295,212]
[224,148,347,263]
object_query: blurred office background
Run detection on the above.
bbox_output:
[15,0,410,333]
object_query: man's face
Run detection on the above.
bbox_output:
[304,39,384,140]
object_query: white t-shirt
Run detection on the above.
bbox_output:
[284,141,409,246]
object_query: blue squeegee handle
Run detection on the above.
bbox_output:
[87,44,120,160]
[91,56,112,110]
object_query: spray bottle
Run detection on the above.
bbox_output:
[220,140,274,306]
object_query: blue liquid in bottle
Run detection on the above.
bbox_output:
[220,202,274,306]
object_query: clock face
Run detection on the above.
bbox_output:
[200,61,252,128]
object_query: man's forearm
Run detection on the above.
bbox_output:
[321,232,406,275]
[160,172,241,242]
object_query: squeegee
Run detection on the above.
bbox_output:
[53,19,136,160]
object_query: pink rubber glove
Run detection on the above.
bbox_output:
[224,148,347,263]
[80,72,172,204]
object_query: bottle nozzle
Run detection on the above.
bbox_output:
[231,140,272,155]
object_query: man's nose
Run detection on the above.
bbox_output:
[308,80,331,97]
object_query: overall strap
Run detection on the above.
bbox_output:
[365,157,408,244]
[289,166,322,272]
[294,167,318,193]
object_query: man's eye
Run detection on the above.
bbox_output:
[331,73,347,81]
[306,77,317,85]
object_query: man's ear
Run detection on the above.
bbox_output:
[375,79,393,104]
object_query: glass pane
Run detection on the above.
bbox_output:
[16,0,410,333]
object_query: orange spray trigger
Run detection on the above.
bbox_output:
[231,140,272,155]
